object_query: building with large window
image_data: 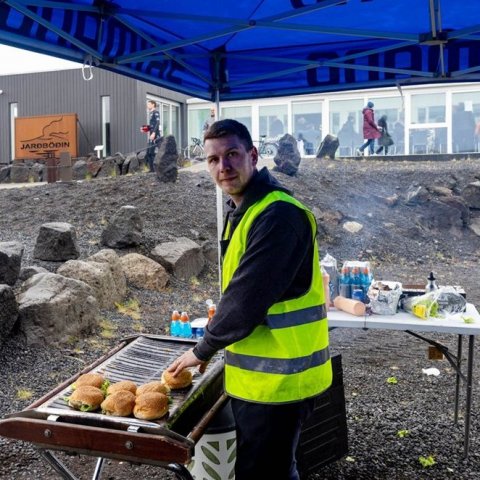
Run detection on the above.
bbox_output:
[188,82,480,157]
[0,68,189,164]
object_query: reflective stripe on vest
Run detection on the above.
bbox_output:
[223,190,332,403]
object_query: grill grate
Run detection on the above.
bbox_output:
[37,335,224,431]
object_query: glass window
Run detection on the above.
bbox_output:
[221,106,252,132]
[409,127,447,154]
[172,105,180,144]
[259,105,287,139]
[10,102,18,162]
[292,102,322,155]
[373,97,404,155]
[189,109,211,142]
[330,99,363,156]
[162,104,170,137]
[101,96,110,157]
[452,92,480,153]
[411,93,446,124]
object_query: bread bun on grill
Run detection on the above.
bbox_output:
[161,369,193,390]
[68,386,104,412]
[101,390,136,417]
[73,373,105,390]
[136,381,171,396]
[134,392,169,420]
[107,380,137,396]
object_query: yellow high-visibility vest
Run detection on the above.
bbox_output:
[223,191,332,403]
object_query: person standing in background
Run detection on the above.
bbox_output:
[141,100,161,172]
[375,115,393,155]
[203,108,216,137]
[356,101,381,156]
[167,119,332,480]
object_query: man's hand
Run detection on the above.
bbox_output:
[167,348,208,376]
[149,132,156,141]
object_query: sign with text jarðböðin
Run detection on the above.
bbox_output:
[15,114,78,160]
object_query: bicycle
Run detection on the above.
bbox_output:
[256,135,278,158]
[183,137,205,160]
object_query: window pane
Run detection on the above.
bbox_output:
[409,127,447,154]
[411,93,445,124]
[172,106,180,144]
[330,99,363,156]
[259,105,287,139]
[292,102,322,155]
[101,96,110,157]
[452,92,479,153]
[221,106,252,132]
[373,97,404,155]
[188,109,210,142]
[163,104,170,136]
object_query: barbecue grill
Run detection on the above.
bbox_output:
[0,335,226,480]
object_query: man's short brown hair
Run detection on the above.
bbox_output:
[204,119,254,150]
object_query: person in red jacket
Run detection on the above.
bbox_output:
[356,101,381,156]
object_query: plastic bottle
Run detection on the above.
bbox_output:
[425,272,438,292]
[208,303,216,323]
[321,266,330,310]
[170,310,181,337]
[179,311,192,338]
[351,266,362,292]
[339,265,351,299]
[360,266,372,295]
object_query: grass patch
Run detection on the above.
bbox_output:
[115,298,141,321]
[17,389,34,400]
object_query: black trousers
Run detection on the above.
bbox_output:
[230,397,314,480]
[145,141,156,172]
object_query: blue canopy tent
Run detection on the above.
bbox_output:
[1,0,480,102]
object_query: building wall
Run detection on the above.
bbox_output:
[0,68,189,163]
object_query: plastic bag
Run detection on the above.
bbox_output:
[320,253,339,303]
[402,287,466,319]
[367,281,402,315]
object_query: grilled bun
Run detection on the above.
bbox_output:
[101,390,136,417]
[73,373,105,390]
[68,386,104,412]
[134,392,169,420]
[161,369,193,390]
[137,381,171,396]
[107,380,137,396]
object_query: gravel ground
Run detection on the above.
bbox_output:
[1,157,480,479]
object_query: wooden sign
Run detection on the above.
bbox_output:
[15,113,78,160]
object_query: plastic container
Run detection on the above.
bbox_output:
[191,317,208,339]
[188,400,236,480]
[179,311,192,338]
[170,310,181,337]
[321,266,330,310]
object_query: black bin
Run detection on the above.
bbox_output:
[297,354,348,478]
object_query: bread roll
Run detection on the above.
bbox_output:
[134,392,169,420]
[73,373,105,390]
[161,369,193,390]
[107,380,137,396]
[101,390,136,416]
[68,386,104,412]
[333,296,366,316]
[137,381,170,396]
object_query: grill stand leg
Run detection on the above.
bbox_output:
[92,457,106,480]
[166,463,195,480]
[37,449,80,480]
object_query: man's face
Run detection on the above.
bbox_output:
[147,101,154,111]
[205,134,258,205]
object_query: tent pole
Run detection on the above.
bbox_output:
[214,87,223,296]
